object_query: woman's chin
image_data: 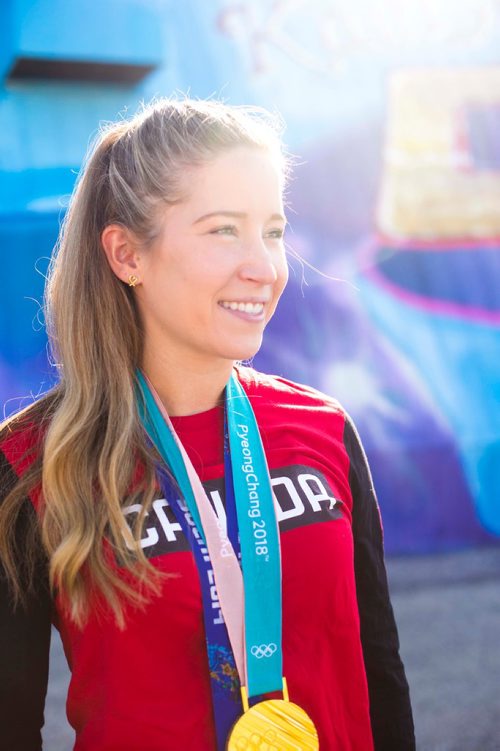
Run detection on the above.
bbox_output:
[222,341,263,364]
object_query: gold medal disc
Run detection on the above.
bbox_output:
[226,698,319,750]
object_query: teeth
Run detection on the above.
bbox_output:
[221,301,264,315]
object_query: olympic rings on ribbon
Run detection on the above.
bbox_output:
[250,643,278,659]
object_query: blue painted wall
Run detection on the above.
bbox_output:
[1,0,499,553]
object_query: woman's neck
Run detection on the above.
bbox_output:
[140,350,234,417]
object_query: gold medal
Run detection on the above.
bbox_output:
[226,679,319,750]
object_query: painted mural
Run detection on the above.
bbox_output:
[361,69,500,541]
[1,0,499,553]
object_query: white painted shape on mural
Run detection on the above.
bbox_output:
[217,0,497,75]
[215,0,498,149]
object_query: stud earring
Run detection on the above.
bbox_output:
[128,275,139,288]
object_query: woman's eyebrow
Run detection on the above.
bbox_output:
[193,211,287,224]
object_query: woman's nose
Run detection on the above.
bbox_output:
[239,238,280,284]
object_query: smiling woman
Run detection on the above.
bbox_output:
[0,98,414,751]
[100,146,289,415]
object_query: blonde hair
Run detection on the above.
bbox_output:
[0,97,288,626]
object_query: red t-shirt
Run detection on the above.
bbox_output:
[0,367,415,750]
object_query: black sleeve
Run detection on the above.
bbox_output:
[343,416,415,751]
[0,449,51,751]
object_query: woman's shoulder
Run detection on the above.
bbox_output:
[0,389,59,479]
[236,365,346,415]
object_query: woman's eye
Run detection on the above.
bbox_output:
[212,226,236,235]
[266,228,285,239]
[210,226,284,238]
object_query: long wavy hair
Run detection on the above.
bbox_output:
[0,98,288,626]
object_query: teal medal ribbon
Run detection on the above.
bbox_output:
[136,370,205,539]
[136,368,283,699]
[224,373,282,697]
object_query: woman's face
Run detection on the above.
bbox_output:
[134,146,288,369]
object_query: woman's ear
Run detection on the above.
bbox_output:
[101,224,141,284]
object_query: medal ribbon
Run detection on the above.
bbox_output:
[154,464,241,748]
[136,369,283,698]
[136,371,245,681]
[224,374,283,696]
